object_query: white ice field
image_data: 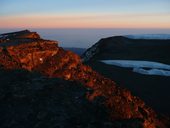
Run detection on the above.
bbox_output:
[101,60,170,76]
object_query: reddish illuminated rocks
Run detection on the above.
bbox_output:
[0,30,169,128]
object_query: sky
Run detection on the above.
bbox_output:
[0,0,170,28]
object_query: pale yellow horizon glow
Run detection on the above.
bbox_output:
[0,13,170,29]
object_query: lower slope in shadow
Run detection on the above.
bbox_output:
[0,69,112,128]
[1,69,156,128]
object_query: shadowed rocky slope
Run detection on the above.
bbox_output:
[0,69,113,128]
[0,30,169,128]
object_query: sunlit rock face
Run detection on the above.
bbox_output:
[0,30,169,128]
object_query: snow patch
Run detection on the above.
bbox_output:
[125,34,170,40]
[101,60,170,77]
[101,60,170,70]
[133,68,170,77]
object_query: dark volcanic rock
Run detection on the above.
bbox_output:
[0,30,169,128]
[0,30,40,43]
[0,69,112,128]
[82,36,170,63]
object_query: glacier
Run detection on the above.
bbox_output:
[101,60,170,77]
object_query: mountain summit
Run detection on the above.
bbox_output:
[0,30,169,128]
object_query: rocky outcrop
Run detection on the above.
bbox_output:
[0,30,169,128]
[0,30,40,43]
[82,36,170,64]
[0,30,58,70]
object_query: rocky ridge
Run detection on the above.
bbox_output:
[0,30,169,128]
[82,36,170,63]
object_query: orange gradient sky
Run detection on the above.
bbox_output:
[0,0,170,28]
[1,13,170,28]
